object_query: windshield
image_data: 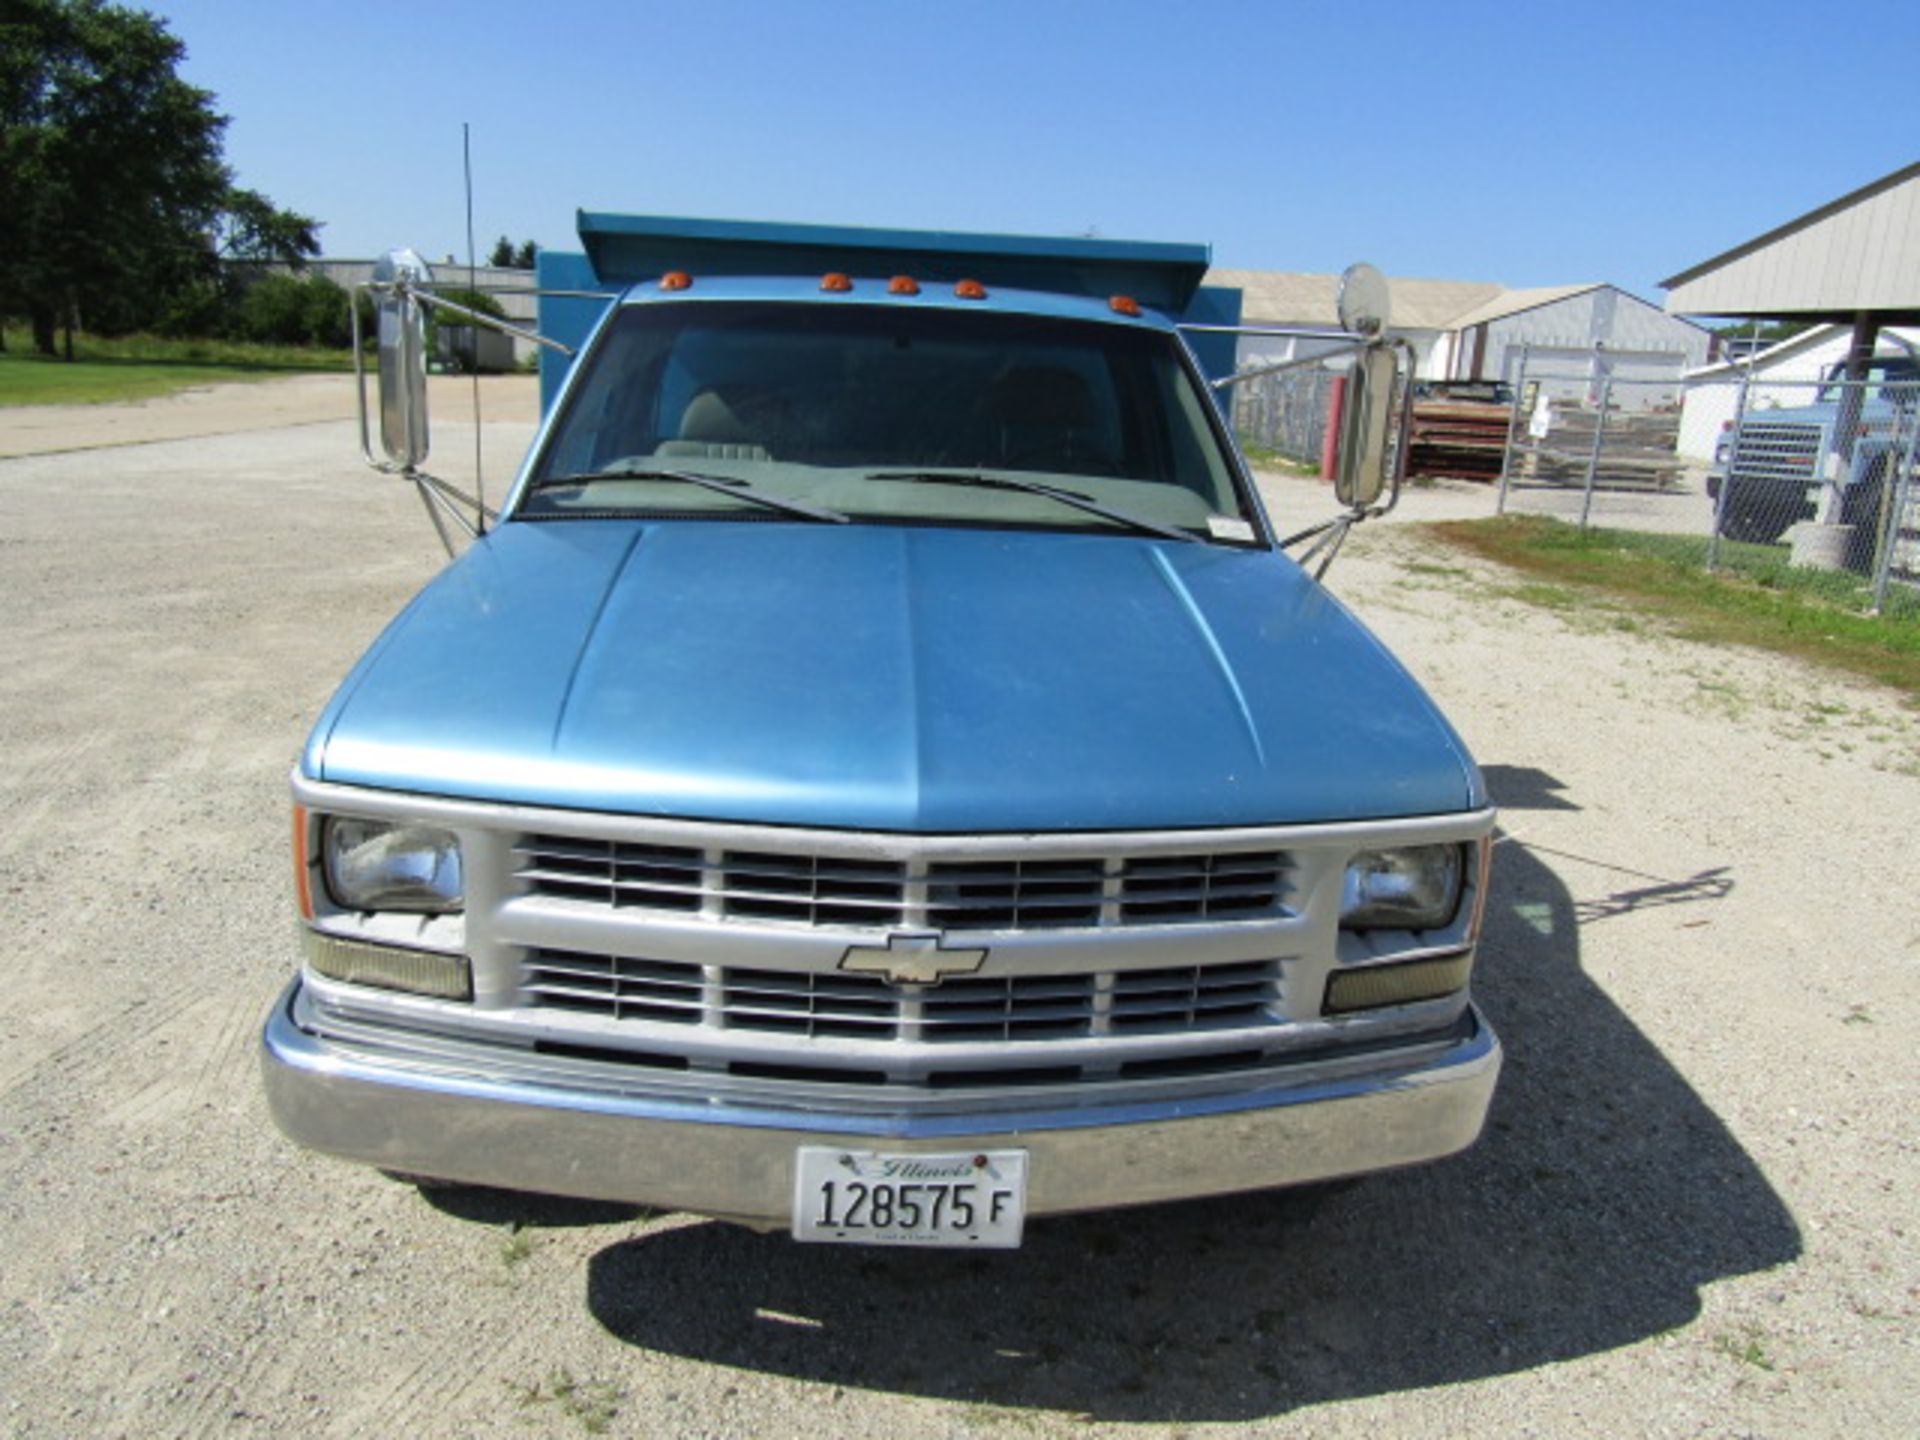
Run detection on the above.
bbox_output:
[521,300,1256,541]
[1816,356,1920,405]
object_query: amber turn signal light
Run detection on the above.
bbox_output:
[292,803,314,920]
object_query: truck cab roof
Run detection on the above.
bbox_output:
[609,271,1176,330]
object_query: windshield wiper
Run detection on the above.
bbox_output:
[864,469,1199,543]
[527,463,849,524]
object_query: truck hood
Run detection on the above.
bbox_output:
[308,521,1480,831]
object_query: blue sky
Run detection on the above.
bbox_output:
[152,0,1919,306]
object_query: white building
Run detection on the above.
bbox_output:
[1676,324,1920,460]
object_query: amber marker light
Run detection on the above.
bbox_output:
[1109,294,1142,317]
[820,272,854,293]
[659,270,693,291]
[887,275,920,295]
[292,804,315,920]
[954,278,988,300]
[1467,834,1494,940]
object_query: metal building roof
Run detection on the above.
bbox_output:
[1206,270,1655,334]
[1204,268,1505,331]
[1660,160,1920,321]
[1443,283,1605,330]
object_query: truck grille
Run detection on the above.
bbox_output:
[516,835,1293,930]
[522,948,1284,1044]
[1729,421,1823,483]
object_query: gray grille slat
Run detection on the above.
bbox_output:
[523,947,1288,1060]
[918,1002,1096,1026]
[525,958,698,987]
[925,981,1095,1003]
[712,886,907,912]
[1112,991,1275,1020]
[723,974,886,1000]
[520,832,1295,932]
[525,975,706,1006]
[528,983,707,1015]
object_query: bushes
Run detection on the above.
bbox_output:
[38,270,499,356]
[232,273,355,347]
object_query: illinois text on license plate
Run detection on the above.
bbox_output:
[792,1147,1028,1248]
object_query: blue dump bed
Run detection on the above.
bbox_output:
[534,211,1241,411]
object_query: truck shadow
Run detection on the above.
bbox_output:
[579,829,1799,1422]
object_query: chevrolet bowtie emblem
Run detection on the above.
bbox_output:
[840,933,988,987]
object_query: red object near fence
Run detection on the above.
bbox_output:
[1320,375,1347,480]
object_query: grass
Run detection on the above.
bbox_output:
[1428,515,1920,703]
[1237,437,1319,476]
[498,1222,534,1267]
[0,326,362,406]
[1714,1327,1776,1372]
[506,1369,624,1434]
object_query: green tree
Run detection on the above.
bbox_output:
[487,235,537,269]
[0,0,320,357]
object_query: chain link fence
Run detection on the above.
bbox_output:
[1695,376,1919,609]
[1231,364,1342,467]
[1489,349,1920,614]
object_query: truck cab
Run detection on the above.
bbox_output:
[263,215,1500,1248]
[1710,354,1918,563]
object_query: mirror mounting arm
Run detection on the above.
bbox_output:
[413,290,578,358]
[1207,335,1375,392]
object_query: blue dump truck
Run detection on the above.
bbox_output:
[263,214,1500,1248]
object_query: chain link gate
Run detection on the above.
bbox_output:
[1495,346,1691,531]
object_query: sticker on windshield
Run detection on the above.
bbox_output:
[1208,517,1255,542]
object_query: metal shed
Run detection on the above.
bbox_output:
[1662,161,1920,323]
[1662,160,1920,568]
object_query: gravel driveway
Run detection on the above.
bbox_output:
[1,380,1915,1437]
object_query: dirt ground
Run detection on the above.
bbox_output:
[0,371,538,459]
[1,377,1916,1438]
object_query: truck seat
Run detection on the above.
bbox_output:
[982,366,1113,474]
[656,389,772,461]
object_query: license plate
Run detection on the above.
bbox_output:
[792,1147,1028,1248]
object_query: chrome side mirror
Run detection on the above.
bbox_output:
[1335,343,1399,509]
[1336,262,1390,340]
[373,248,433,469]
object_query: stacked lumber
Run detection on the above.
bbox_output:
[1517,407,1685,490]
[1407,399,1512,481]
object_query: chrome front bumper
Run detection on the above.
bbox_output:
[261,980,1500,1226]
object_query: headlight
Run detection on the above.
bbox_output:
[322,817,464,913]
[1340,844,1464,930]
